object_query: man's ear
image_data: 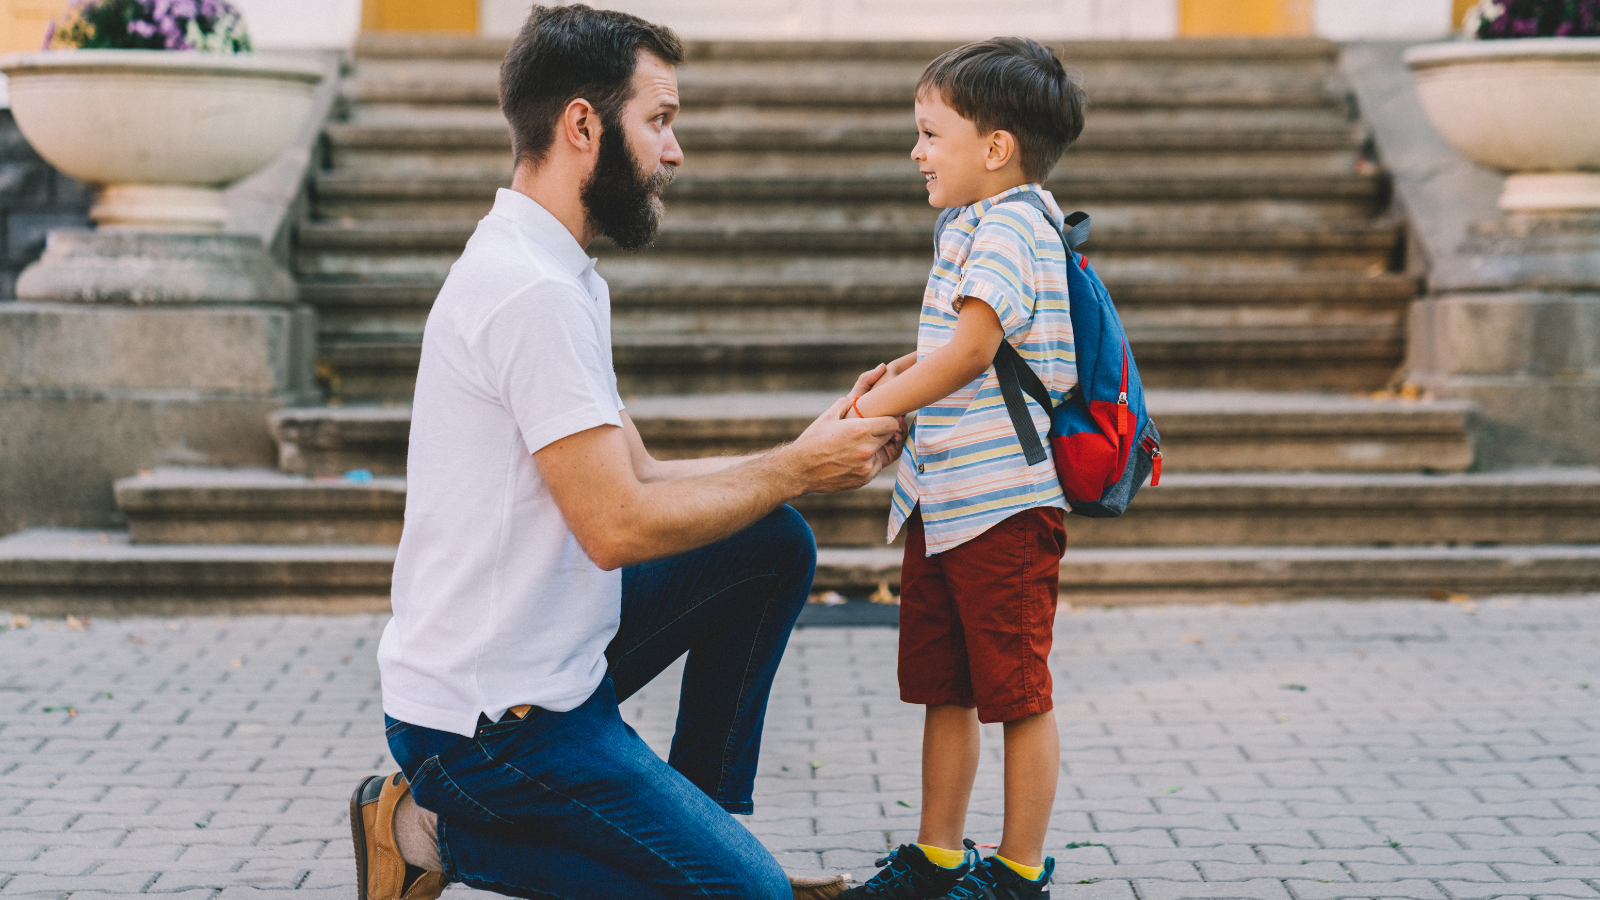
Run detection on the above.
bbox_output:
[563,98,600,153]
[984,130,1018,172]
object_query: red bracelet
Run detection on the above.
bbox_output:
[850,397,865,419]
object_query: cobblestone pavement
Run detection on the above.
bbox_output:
[3,596,1600,900]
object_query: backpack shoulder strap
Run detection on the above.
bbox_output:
[994,340,1054,466]
[984,193,1089,466]
[932,206,962,251]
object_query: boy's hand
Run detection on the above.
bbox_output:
[844,363,888,403]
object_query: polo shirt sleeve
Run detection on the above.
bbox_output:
[954,207,1040,341]
[474,278,624,456]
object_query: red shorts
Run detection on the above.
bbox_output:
[898,507,1066,724]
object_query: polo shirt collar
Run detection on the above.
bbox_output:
[489,188,595,278]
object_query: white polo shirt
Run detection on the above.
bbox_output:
[378,189,626,738]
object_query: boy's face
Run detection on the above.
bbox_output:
[912,88,1012,208]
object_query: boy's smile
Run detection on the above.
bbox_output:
[912,88,1025,209]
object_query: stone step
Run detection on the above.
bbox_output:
[115,468,407,546]
[310,167,1384,210]
[327,107,1365,159]
[316,324,1402,401]
[0,528,394,615]
[348,54,1344,110]
[352,35,1341,64]
[814,544,1600,603]
[297,216,1399,258]
[806,470,1600,548]
[113,469,1600,549]
[17,530,1597,612]
[299,272,1417,341]
[268,390,1474,477]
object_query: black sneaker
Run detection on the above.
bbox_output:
[838,839,977,899]
[943,855,1055,900]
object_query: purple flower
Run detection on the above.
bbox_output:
[127,18,156,36]
[41,17,54,48]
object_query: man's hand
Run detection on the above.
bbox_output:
[845,362,910,469]
[779,397,901,494]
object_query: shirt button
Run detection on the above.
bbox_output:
[917,463,925,473]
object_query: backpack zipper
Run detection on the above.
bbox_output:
[1116,341,1129,437]
[1141,435,1163,486]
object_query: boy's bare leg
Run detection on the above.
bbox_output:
[996,710,1060,867]
[918,704,981,850]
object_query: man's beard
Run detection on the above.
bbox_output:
[581,112,675,253]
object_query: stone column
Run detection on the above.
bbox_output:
[1341,43,1600,469]
[0,229,319,534]
[1405,216,1600,466]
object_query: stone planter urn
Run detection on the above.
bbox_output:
[0,49,323,233]
[1405,38,1600,212]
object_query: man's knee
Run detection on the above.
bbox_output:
[761,504,817,575]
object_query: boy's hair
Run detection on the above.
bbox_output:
[499,4,683,168]
[917,37,1087,183]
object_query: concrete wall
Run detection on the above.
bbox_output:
[0,111,90,299]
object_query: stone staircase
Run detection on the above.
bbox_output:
[7,35,1600,612]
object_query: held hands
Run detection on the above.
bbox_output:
[843,363,909,468]
[782,364,904,494]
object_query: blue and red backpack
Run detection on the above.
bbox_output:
[934,192,1161,518]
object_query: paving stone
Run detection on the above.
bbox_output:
[2,599,1600,899]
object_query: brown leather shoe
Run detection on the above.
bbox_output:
[791,872,851,900]
[351,773,447,900]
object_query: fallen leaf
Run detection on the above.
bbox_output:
[810,591,846,606]
[128,635,147,645]
[227,658,243,668]
[1226,634,1239,643]
[809,759,825,771]
[896,799,916,808]
[305,667,321,676]
[195,821,208,829]
[1282,684,1307,692]
[869,581,899,605]
[42,705,77,717]
[1075,879,1099,885]
[9,615,29,630]
[1353,649,1366,659]
[1161,786,1184,793]
[1179,634,1204,644]
[1063,841,1107,849]
[1427,589,1470,602]
[165,622,182,631]
[1275,713,1290,723]
[101,692,112,699]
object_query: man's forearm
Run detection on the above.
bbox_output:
[596,449,805,568]
[638,453,756,483]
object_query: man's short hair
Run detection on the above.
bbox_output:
[499,4,684,168]
[917,37,1087,183]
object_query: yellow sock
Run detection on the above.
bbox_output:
[915,843,967,869]
[995,855,1045,881]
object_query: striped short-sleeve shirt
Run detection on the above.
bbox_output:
[887,184,1078,555]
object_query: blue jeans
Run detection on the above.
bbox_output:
[384,506,816,900]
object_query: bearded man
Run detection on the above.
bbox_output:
[347,5,902,900]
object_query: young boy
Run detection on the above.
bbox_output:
[837,38,1087,900]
